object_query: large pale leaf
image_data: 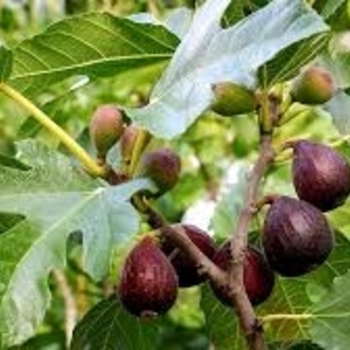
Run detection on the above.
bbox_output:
[0,140,153,347]
[310,270,350,350]
[71,297,161,350]
[128,0,328,139]
[9,13,179,96]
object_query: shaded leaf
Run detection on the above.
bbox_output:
[128,0,328,139]
[70,297,161,350]
[9,13,179,96]
[310,270,350,350]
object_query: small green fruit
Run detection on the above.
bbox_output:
[211,82,257,116]
[89,105,125,158]
[291,67,335,105]
[139,148,181,195]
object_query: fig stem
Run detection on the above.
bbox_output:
[261,313,312,322]
[0,83,106,177]
[331,134,350,148]
[128,128,151,176]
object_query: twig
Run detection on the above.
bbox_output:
[53,269,78,348]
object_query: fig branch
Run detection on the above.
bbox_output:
[226,92,276,350]
[0,83,106,177]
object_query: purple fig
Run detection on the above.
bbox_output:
[210,243,275,306]
[211,82,257,116]
[89,105,125,158]
[118,236,178,317]
[161,224,217,287]
[139,148,181,194]
[292,140,350,211]
[291,66,335,105]
[120,125,139,166]
[263,196,334,277]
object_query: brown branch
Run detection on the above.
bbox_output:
[53,269,78,348]
[228,135,274,350]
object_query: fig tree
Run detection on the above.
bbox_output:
[161,224,217,287]
[210,243,275,306]
[291,66,335,105]
[263,196,334,277]
[292,140,350,211]
[211,82,257,116]
[139,148,181,194]
[89,105,125,158]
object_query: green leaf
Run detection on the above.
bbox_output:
[310,270,350,350]
[0,46,13,82]
[9,13,179,97]
[314,0,346,19]
[128,0,329,139]
[70,297,161,350]
[0,140,154,347]
[200,284,245,350]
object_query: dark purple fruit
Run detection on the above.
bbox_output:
[139,148,181,194]
[210,243,275,306]
[118,236,178,317]
[161,224,217,287]
[291,66,335,105]
[89,105,125,158]
[263,196,334,277]
[292,140,350,211]
[211,82,257,116]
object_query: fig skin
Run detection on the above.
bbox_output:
[161,224,217,287]
[139,148,181,195]
[118,236,178,317]
[263,196,334,277]
[291,66,335,105]
[211,82,257,116]
[89,105,125,158]
[210,243,275,306]
[292,140,350,211]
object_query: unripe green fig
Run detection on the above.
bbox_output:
[291,140,350,211]
[118,236,178,317]
[139,148,181,195]
[211,82,257,116]
[89,105,125,158]
[263,196,334,277]
[291,66,335,105]
[161,224,217,287]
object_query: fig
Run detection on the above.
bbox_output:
[263,196,334,277]
[292,140,350,211]
[161,224,217,287]
[291,66,335,105]
[118,236,178,317]
[211,82,257,116]
[89,105,125,158]
[210,243,275,306]
[120,125,139,166]
[139,148,181,194]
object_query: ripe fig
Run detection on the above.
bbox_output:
[118,236,178,317]
[291,140,350,211]
[161,224,217,287]
[263,196,334,277]
[211,82,257,116]
[291,66,335,105]
[210,243,275,306]
[89,105,125,158]
[139,148,181,194]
